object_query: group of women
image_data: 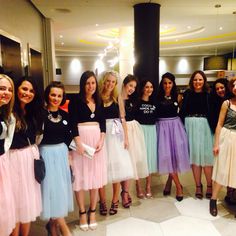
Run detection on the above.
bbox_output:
[0,69,236,236]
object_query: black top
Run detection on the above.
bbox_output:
[157,99,179,118]
[40,109,72,147]
[68,95,106,137]
[125,99,137,121]
[10,116,37,149]
[135,100,157,124]
[0,117,5,155]
[102,102,119,119]
[179,89,210,122]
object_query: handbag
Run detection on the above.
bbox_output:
[27,138,46,184]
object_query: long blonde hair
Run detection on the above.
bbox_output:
[0,74,15,123]
[99,71,119,104]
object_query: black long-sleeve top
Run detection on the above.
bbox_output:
[40,109,72,147]
[0,116,5,155]
[179,89,210,123]
[135,99,157,125]
[157,99,179,118]
[10,116,37,149]
[124,98,137,121]
[68,95,106,137]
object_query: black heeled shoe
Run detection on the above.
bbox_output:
[195,184,203,199]
[206,185,212,199]
[176,185,183,202]
[209,199,218,216]
[45,222,51,236]
[120,190,130,208]
[99,201,107,216]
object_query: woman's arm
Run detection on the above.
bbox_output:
[213,100,228,156]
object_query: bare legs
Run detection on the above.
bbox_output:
[10,223,30,236]
[120,180,131,208]
[163,174,172,195]
[192,164,213,199]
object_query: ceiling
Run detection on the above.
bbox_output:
[31,0,236,57]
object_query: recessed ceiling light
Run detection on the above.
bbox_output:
[95,24,99,27]
[59,35,63,38]
[61,42,64,45]
[187,26,191,29]
[219,26,223,30]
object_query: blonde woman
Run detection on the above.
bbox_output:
[0,74,16,236]
[98,71,134,215]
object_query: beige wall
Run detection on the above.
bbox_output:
[0,0,44,67]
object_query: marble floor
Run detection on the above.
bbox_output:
[30,172,236,236]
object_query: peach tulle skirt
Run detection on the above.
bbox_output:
[9,145,42,223]
[0,152,16,236]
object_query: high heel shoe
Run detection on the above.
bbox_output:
[176,185,183,202]
[205,185,212,199]
[120,190,130,208]
[79,211,88,231]
[195,184,203,199]
[99,201,107,216]
[45,222,51,236]
[109,200,119,215]
[88,208,98,230]
[209,199,218,217]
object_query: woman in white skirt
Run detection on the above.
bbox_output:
[40,81,73,236]
[0,74,16,236]
[68,71,107,231]
[9,76,43,236]
[120,75,149,205]
[210,77,236,216]
[98,71,134,215]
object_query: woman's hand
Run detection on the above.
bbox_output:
[95,133,105,152]
[124,136,129,149]
[213,145,219,156]
[74,137,85,155]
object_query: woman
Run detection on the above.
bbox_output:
[209,78,231,133]
[120,74,149,202]
[68,71,107,231]
[180,70,213,199]
[98,71,134,215]
[156,72,190,201]
[210,77,236,216]
[0,74,16,236]
[135,79,158,198]
[9,76,43,236]
[40,81,73,236]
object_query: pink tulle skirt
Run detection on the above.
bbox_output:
[9,145,42,223]
[71,125,107,191]
[0,152,16,236]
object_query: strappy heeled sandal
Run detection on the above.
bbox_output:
[79,210,88,231]
[206,185,212,199]
[88,208,97,230]
[120,190,130,208]
[99,201,107,216]
[109,200,119,215]
[209,199,218,217]
[195,184,203,199]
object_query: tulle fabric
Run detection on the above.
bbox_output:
[105,119,134,183]
[40,143,73,220]
[212,127,236,188]
[141,124,158,174]
[126,120,149,180]
[157,117,190,174]
[71,125,107,191]
[185,117,214,166]
[0,152,16,236]
[9,145,42,223]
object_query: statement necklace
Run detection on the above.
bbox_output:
[48,110,62,123]
[164,95,172,100]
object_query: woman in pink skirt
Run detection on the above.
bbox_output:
[9,76,43,236]
[68,71,107,231]
[0,74,16,236]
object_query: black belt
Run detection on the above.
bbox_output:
[187,114,206,117]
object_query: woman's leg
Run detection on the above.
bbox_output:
[75,190,87,226]
[136,179,145,199]
[163,174,172,195]
[210,181,222,216]
[170,173,183,201]
[88,189,98,230]
[56,218,71,236]
[98,186,107,216]
[10,223,20,236]
[20,223,31,236]
[192,164,203,198]
[109,183,120,215]
[120,180,131,207]
[203,166,213,198]
[46,219,58,236]
[145,175,152,198]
